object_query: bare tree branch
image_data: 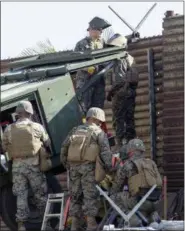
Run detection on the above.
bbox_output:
[18,38,57,57]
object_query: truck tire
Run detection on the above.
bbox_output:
[1,173,62,231]
[1,184,17,231]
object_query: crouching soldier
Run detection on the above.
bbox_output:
[110,138,162,226]
[60,107,112,231]
[2,101,51,231]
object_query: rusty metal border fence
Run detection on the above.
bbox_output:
[162,13,184,192]
[104,13,184,192]
[104,35,164,169]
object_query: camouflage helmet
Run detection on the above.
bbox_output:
[15,101,34,115]
[127,138,146,153]
[107,33,128,48]
[87,17,111,31]
[86,107,105,122]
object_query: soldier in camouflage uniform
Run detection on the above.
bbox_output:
[60,107,112,231]
[2,101,50,231]
[74,17,111,113]
[110,139,162,226]
[106,33,139,147]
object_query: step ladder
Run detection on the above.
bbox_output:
[41,193,65,231]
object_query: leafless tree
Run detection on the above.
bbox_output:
[18,38,57,57]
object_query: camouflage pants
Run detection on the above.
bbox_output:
[68,163,99,217]
[112,88,136,145]
[111,191,137,211]
[12,163,47,222]
[82,78,105,113]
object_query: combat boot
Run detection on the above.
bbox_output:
[149,211,161,224]
[17,222,26,231]
[86,216,97,231]
[71,216,80,231]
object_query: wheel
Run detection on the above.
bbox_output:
[1,184,17,231]
[1,172,62,231]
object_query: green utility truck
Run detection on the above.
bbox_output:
[0,47,127,230]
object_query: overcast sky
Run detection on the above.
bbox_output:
[1,2,183,59]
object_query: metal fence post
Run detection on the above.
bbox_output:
[147,48,156,161]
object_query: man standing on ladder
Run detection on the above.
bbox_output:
[74,17,111,113]
[106,33,139,147]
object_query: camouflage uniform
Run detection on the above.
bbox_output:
[106,34,138,146]
[74,17,111,113]
[110,157,139,210]
[111,63,138,145]
[75,37,106,112]
[2,101,50,227]
[60,107,112,230]
[110,139,162,226]
[61,124,112,216]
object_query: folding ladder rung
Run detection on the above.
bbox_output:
[48,199,64,203]
[48,193,64,199]
[41,192,65,231]
[45,213,61,218]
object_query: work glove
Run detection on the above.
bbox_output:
[87,66,96,75]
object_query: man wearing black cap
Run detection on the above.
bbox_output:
[74,17,111,113]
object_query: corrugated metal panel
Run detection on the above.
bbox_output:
[1,57,32,73]
[162,14,184,192]
[104,36,164,173]
[1,60,10,73]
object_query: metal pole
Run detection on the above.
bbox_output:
[127,185,157,220]
[163,176,167,220]
[96,185,129,222]
[96,184,157,223]
[147,49,157,161]
[108,6,135,33]
[135,3,157,31]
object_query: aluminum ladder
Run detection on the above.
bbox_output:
[41,193,65,231]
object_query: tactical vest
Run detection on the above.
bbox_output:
[67,128,100,163]
[95,155,106,183]
[128,158,162,197]
[39,146,52,172]
[7,123,42,159]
